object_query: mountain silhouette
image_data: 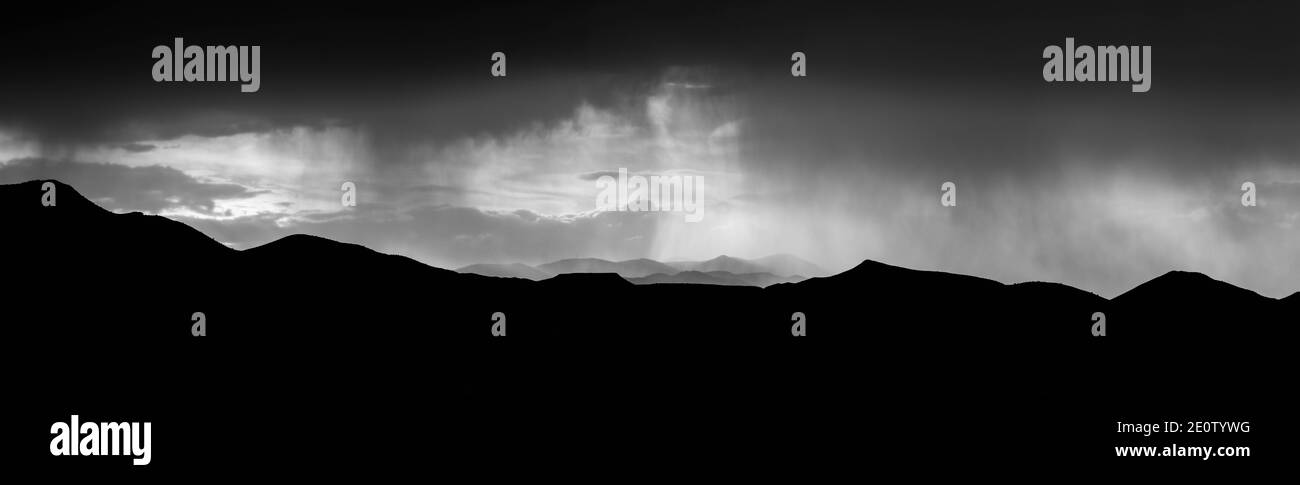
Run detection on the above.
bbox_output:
[1114,270,1271,306]
[681,255,772,275]
[1108,270,1283,342]
[5,179,1295,476]
[660,254,824,278]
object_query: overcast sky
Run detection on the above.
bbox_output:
[1,1,1297,297]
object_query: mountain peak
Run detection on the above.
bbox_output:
[1137,270,1223,289]
[2,179,104,214]
[247,233,409,265]
[1114,270,1265,304]
[254,233,362,252]
[690,255,768,275]
[817,259,1004,292]
[841,259,905,275]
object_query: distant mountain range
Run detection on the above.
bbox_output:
[627,270,804,287]
[539,257,679,279]
[457,262,556,281]
[458,254,825,287]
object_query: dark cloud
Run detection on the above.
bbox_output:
[5,2,1295,149]
[0,158,261,214]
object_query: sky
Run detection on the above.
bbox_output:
[1,1,1297,297]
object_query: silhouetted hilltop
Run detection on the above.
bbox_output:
[538,272,633,287]
[5,179,233,291]
[246,233,459,279]
[1114,270,1270,307]
[779,258,1005,295]
[5,179,231,256]
[1108,270,1282,341]
[2,179,104,214]
[1007,281,1106,306]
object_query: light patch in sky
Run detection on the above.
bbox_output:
[78,126,370,219]
[0,130,40,163]
[424,80,748,223]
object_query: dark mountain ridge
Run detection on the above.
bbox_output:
[5,179,1294,476]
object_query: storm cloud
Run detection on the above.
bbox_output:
[1,2,1297,297]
